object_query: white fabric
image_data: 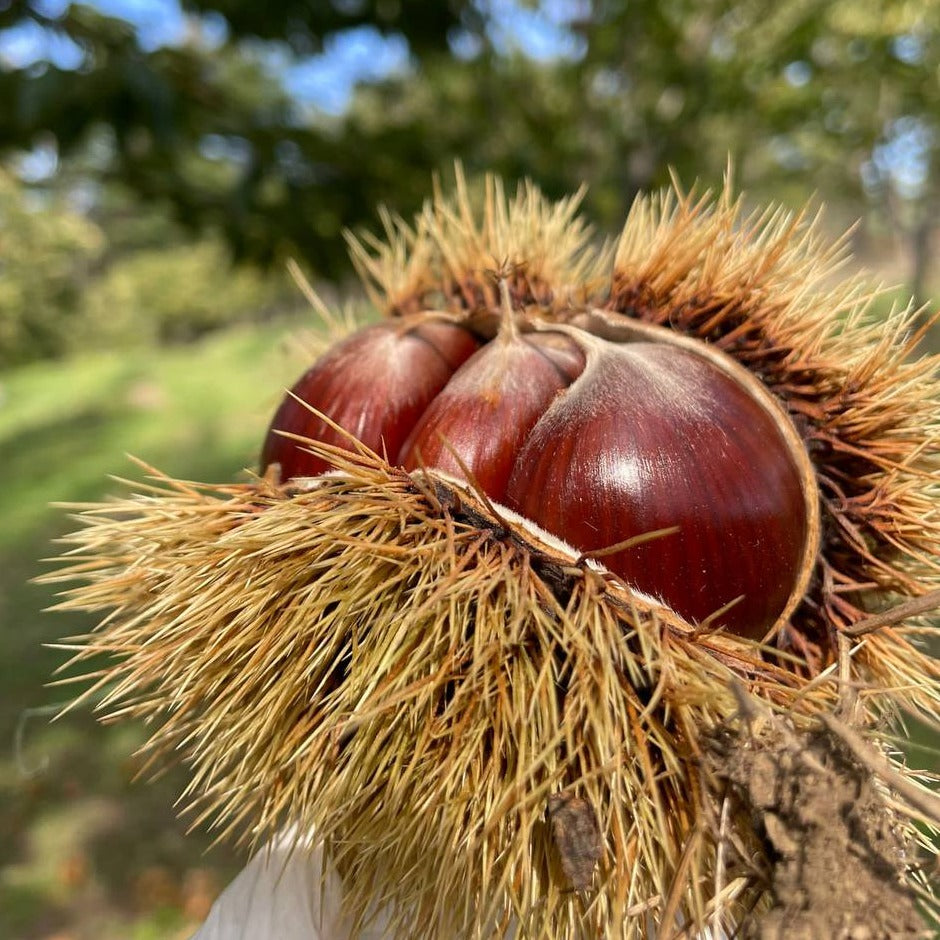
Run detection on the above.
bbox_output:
[193,832,715,939]
[190,829,391,940]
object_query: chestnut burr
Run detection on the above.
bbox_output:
[51,172,940,940]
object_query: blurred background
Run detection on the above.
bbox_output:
[1,1,938,937]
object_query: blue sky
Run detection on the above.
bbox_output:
[0,0,585,114]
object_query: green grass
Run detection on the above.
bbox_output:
[0,320,314,940]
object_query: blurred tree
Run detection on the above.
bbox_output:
[0,168,103,366]
[0,1,479,271]
[0,165,288,365]
[78,234,282,348]
[1,0,938,301]
[342,0,940,263]
[180,0,476,55]
[363,0,940,307]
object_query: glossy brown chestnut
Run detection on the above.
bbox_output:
[262,315,816,638]
[399,331,585,500]
[261,320,480,480]
[504,341,808,636]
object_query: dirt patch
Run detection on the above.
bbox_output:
[703,713,930,939]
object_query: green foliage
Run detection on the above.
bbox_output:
[79,237,281,347]
[0,169,296,367]
[2,0,939,293]
[0,1,479,270]
[0,170,103,367]
[181,0,476,54]
[3,0,940,359]
[344,0,940,236]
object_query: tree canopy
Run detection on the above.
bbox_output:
[1,1,938,287]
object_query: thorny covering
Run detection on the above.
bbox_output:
[45,172,940,937]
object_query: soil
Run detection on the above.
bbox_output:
[703,712,931,939]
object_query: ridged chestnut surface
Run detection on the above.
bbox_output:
[262,316,816,637]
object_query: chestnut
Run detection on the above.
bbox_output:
[399,328,585,500]
[263,310,818,639]
[261,319,480,480]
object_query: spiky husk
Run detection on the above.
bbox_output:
[46,172,940,937]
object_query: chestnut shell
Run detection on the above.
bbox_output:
[261,320,479,480]
[505,341,809,635]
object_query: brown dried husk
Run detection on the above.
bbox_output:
[45,172,940,937]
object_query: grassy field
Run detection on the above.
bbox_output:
[0,320,315,940]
